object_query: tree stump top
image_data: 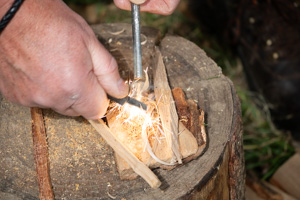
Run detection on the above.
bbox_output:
[0,23,244,200]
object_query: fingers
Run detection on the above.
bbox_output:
[113,0,180,15]
[48,70,110,120]
[61,35,128,120]
[70,73,109,119]
[88,37,129,99]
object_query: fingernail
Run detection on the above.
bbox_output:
[118,78,129,97]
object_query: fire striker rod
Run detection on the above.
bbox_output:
[131,3,143,80]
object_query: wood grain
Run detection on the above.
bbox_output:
[153,48,182,164]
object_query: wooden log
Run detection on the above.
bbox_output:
[0,23,244,199]
[246,186,264,200]
[270,153,300,199]
[265,182,297,200]
[246,173,297,200]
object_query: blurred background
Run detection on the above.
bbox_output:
[64,0,299,196]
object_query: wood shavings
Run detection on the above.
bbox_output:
[106,92,175,166]
[141,34,147,45]
[107,28,125,35]
[107,191,117,199]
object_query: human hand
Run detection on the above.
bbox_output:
[0,0,128,119]
[113,0,181,15]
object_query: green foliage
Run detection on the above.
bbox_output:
[239,90,295,179]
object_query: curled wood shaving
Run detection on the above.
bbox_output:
[107,28,125,35]
[141,69,149,93]
[107,191,117,199]
[141,34,148,45]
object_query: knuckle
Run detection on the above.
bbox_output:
[104,56,118,75]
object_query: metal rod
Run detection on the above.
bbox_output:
[131,3,143,80]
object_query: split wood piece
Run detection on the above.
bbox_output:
[30,107,54,200]
[111,120,199,179]
[270,153,300,199]
[246,173,297,200]
[106,88,202,178]
[153,48,182,164]
[171,87,207,166]
[245,186,264,200]
[172,87,190,130]
[172,87,206,146]
[88,119,161,189]
[264,182,297,200]
[246,174,283,200]
[178,122,199,158]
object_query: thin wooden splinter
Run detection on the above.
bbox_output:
[31,107,54,200]
[153,48,182,164]
[88,119,161,189]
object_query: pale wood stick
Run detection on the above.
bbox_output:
[31,107,55,200]
[88,119,161,189]
[153,48,182,164]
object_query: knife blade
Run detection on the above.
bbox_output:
[107,95,147,111]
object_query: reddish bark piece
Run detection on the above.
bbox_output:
[31,107,54,200]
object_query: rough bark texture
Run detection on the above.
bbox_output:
[0,23,244,199]
[31,108,55,200]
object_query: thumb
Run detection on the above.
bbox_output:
[89,39,129,98]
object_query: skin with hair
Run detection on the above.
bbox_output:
[0,0,179,119]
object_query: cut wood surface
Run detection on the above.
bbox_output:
[0,23,244,199]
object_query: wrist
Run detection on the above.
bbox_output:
[0,0,24,34]
[0,0,13,17]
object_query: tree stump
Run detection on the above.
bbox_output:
[0,23,244,200]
